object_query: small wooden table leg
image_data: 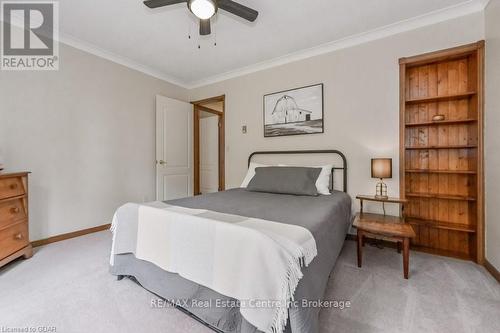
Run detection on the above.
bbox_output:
[403,237,410,279]
[357,230,363,268]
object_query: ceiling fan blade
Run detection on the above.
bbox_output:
[143,0,186,9]
[199,19,211,35]
[218,0,258,22]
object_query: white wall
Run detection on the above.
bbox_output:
[189,13,485,215]
[485,0,500,270]
[0,42,188,241]
[0,11,490,244]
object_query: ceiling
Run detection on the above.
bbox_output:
[58,0,488,87]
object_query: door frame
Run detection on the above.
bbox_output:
[191,95,225,195]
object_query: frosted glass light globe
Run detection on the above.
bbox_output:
[189,0,216,20]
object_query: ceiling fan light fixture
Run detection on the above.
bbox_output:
[188,0,216,20]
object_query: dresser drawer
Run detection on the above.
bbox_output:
[0,177,25,200]
[0,221,29,259]
[0,198,27,229]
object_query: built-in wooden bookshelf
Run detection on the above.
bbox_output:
[399,41,485,262]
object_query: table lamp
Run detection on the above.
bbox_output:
[371,158,392,199]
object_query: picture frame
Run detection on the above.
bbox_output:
[263,83,324,137]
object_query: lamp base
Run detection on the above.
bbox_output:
[375,179,388,199]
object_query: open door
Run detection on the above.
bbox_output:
[192,95,225,195]
[155,95,193,201]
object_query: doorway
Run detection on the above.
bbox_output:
[191,95,225,195]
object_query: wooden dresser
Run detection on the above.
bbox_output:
[0,172,32,268]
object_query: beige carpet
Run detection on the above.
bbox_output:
[0,231,499,333]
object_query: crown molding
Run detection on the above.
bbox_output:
[187,0,486,89]
[481,0,492,8]
[2,13,190,89]
[58,33,190,89]
[2,0,489,90]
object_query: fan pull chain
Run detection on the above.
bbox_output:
[193,15,219,49]
[197,20,201,49]
[214,13,218,47]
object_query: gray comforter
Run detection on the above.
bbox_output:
[110,188,351,333]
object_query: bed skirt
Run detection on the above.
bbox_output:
[110,253,276,333]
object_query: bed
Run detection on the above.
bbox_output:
[110,150,352,333]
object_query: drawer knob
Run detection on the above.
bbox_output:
[14,233,23,240]
[10,207,20,214]
[9,183,18,190]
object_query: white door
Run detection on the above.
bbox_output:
[156,95,193,201]
[200,113,219,194]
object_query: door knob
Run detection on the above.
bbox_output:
[158,160,167,165]
[14,233,23,240]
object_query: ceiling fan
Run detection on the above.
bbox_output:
[143,0,259,36]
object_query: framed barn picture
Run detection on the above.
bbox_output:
[263,83,324,137]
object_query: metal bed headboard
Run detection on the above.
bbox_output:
[248,150,348,193]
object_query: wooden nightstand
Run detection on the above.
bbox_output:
[353,195,415,279]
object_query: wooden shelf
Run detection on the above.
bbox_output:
[405,91,476,104]
[405,119,477,127]
[356,195,407,204]
[405,145,477,150]
[400,43,484,262]
[405,169,476,174]
[406,217,476,233]
[354,213,415,238]
[406,193,476,201]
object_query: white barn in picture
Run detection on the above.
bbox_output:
[271,95,313,124]
[264,83,324,137]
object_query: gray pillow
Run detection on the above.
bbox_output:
[246,166,322,196]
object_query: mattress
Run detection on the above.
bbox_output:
[110,188,352,333]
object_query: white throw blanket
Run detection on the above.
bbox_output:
[110,202,317,333]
